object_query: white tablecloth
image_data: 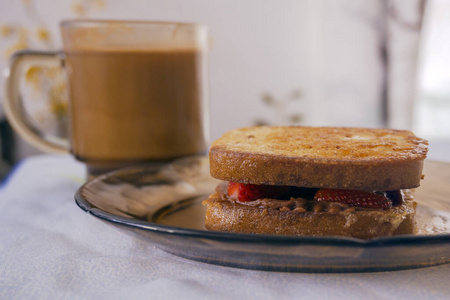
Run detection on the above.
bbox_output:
[1,154,449,300]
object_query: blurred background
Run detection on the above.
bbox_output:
[0,0,449,179]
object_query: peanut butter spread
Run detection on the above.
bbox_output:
[210,181,414,214]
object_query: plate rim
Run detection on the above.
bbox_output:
[75,170,450,248]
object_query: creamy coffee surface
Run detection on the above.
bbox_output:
[61,21,208,52]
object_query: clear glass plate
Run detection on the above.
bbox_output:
[75,156,450,273]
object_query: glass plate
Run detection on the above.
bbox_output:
[75,156,450,273]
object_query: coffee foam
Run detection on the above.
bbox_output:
[61,21,208,52]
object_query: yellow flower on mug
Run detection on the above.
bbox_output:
[36,27,50,41]
[0,25,14,37]
[25,66,43,87]
[71,2,86,16]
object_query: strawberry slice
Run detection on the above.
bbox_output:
[314,189,392,209]
[227,182,242,199]
[227,182,291,202]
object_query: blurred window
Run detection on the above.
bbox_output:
[415,0,450,139]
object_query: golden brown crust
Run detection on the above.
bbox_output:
[209,126,428,190]
[203,190,416,239]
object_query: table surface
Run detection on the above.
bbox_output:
[1,154,450,300]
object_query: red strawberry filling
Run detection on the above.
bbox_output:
[227,182,292,202]
[314,188,392,210]
[227,182,396,210]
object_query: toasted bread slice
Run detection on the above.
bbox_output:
[209,126,428,190]
[203,189,416,239]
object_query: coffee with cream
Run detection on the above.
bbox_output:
[60,21,209,176]
[66,48,207,172]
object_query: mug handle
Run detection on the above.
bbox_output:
[3,50,69,153]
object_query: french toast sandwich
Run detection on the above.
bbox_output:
[203,126,428,239]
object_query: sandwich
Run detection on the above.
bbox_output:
[202,126,428,239]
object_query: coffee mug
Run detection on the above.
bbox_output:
[3,20,209,177]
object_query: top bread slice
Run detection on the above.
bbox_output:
[209,126,428,191]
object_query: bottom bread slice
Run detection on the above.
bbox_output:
[203,190,416,239]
